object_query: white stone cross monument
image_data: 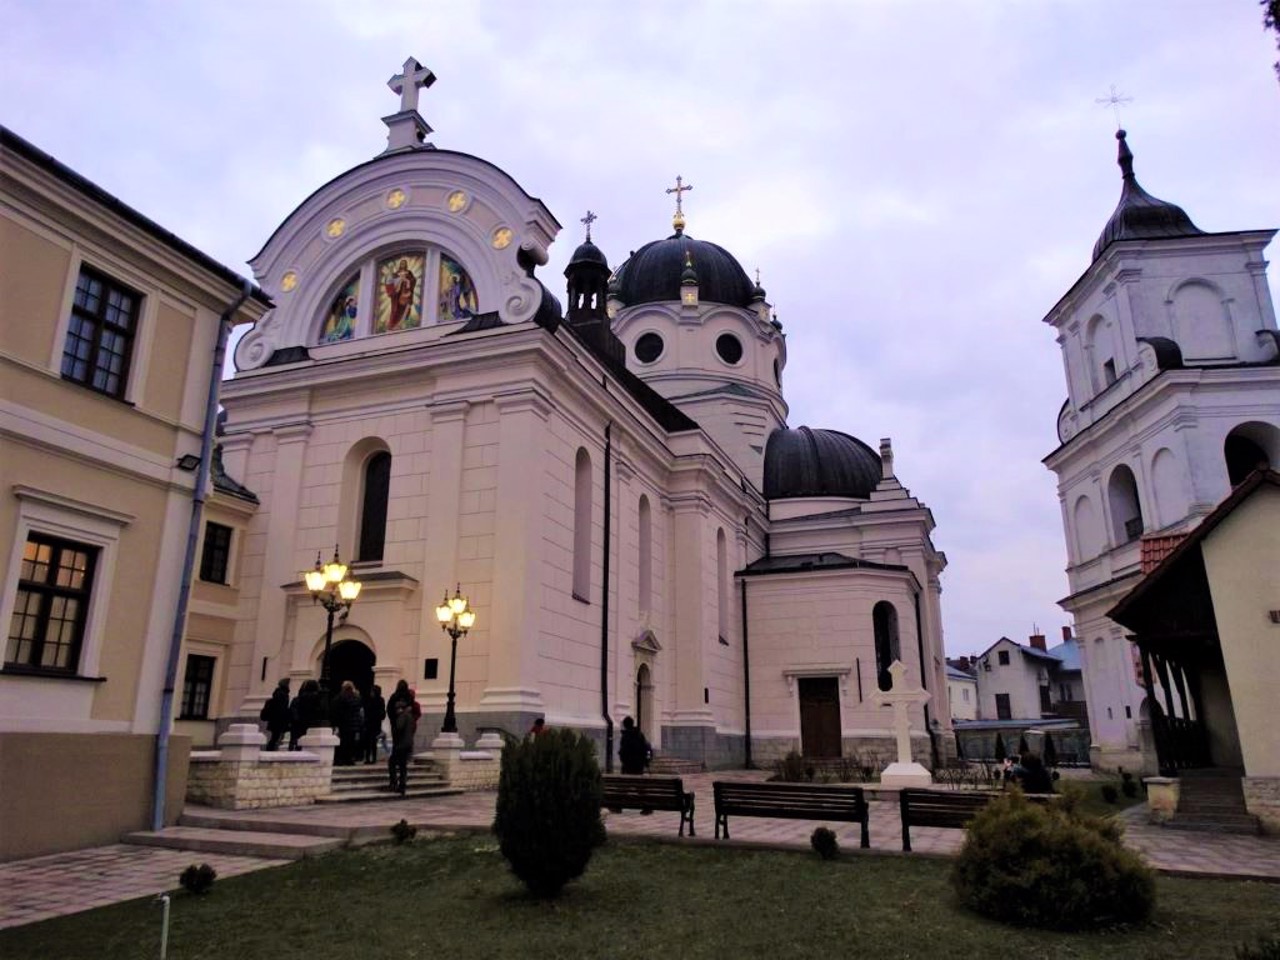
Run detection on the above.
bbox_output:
[876,660,934,787]
[383,57,437,154]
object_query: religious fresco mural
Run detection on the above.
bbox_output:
[320,275,359,343]
[438,254,478,322]
[375,253,424,333]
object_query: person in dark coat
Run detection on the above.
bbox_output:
[260,678,291,751]
[288,679,324,751]
[386,679,411,723]
[618,715,651,775]
[332,680,364,766]
[1015,752,1054,794]
[388,699,418,794]
[363,684,387,764]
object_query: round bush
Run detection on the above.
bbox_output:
[950,791,1155,929]
[492,727,605,897]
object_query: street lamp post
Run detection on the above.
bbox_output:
[434,584,476,734]
[304,546,362,711]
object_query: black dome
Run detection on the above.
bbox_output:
[613,233,754,307]
[764,426,882,500]
[569,238,609,269]
[1092,130,1203,261]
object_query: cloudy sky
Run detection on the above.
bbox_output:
[4,1,1277,657]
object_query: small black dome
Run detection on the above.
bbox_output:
[1093,130,1203,261]
[569,238,609,270]
[764,427,882,500]
[613,233,754,308]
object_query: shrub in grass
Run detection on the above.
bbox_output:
[1236,934,1280,959]
[493,727,605,897]
[773,751,811,782]
[179,863,217,895]
[1121,775,1139,799]
[1101,784,1119,804]
[391,818,417,844]
[951,790,1155,930]
[810,827,839,860]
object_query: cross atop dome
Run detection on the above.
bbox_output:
[666,175,693,234]
[381,56,437,156]
[581,209,597,242]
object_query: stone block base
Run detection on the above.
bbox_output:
[1143,776,1180,823]
[1243,777,1280,835]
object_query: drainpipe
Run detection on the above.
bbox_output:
[740,576,753,768]
[152,279,252,831]
[600,422,614,772]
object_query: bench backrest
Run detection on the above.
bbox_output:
[601,775,685,803]
[714,781,867,816]
[900,788,1054,828]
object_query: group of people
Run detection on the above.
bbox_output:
[257,677,422,794]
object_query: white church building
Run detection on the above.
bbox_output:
[212,60,949,769]
[1043,129,1279,772]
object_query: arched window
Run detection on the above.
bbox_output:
[573,448,592,600]
[716,527,728,643]
[1150,448,1185,528]
[1107,464,1144,544]
[638,495,652,616]
[358,451,391,562]
[873,601,900,691]
[1072,494,1101,562]
[1224,422,1279,486]
[1171,281,1234,361]
[1084,314,1117,394]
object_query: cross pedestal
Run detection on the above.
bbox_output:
[876,660,934,788]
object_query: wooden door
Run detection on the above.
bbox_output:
[798,677,841,758]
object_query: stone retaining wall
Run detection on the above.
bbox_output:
[1243,777,1280,835]
[427,732,501,790]
[186,724,337,810]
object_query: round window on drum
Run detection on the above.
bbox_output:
[716,333,743,365]
[635,332,664,364]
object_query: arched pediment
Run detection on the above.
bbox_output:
[235,149,560,370]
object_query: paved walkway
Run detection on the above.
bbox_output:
[3,770,1278,931]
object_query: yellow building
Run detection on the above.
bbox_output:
[0,127,269,860]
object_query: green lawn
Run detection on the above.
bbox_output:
[2,836,1278,960]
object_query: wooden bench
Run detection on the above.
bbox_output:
[601,774,695,837]
[712,781,870,847]
[898,788,1054,851]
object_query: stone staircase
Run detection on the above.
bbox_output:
[649,755,703,776]
[1166,769,1261,835]
[120,758,463,859]
[320,757,461,804]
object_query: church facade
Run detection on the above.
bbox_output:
[214,59,949,768]
[1042,130,1279,772]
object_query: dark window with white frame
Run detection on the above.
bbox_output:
[61,266,140,399]
[199,522,234,584]
[180,654,216,719]
[5,533,97,672]
[358,451,391,562]
[995,693,1012,720]
[872,601,900,691]
[997,650,1010,666]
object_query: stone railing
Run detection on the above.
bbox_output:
[186,723,339,810]
[425,731,503,791]
[1142,776,1180,823]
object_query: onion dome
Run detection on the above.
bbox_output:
[681,251,698,285]
[569,237,609,270]
[763,426,882,500]
[1092,130,1204,261]
[612,233,755,308]
[751,268,767,301]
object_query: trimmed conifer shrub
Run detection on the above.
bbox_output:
[179,863,217,895]
[993,732,1006,762]
[493,727,605,897]
[951,790,1155,930]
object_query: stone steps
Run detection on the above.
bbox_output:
[322,760,457,803]
[315,785,463,804]
[650,756,703,776]
[122,826,342,860]
[1165,815,1262,835]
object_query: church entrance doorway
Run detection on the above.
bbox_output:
[635,663,654,741]
[798,677,841,759]
[326,639,375,697]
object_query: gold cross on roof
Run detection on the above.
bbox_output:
[666,175,693,233]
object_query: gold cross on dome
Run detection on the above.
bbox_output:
[666,175,693,232]
[581,209,597,241]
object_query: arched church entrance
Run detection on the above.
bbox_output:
[326,639,375,697]
[635,663,654,741]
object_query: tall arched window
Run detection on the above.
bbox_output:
[358,451,391,562]
[716,527,728,643]
[638,495,652,616]
[873,601,900,691]
[573,447,592,600]
[1107,464,1144,545]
